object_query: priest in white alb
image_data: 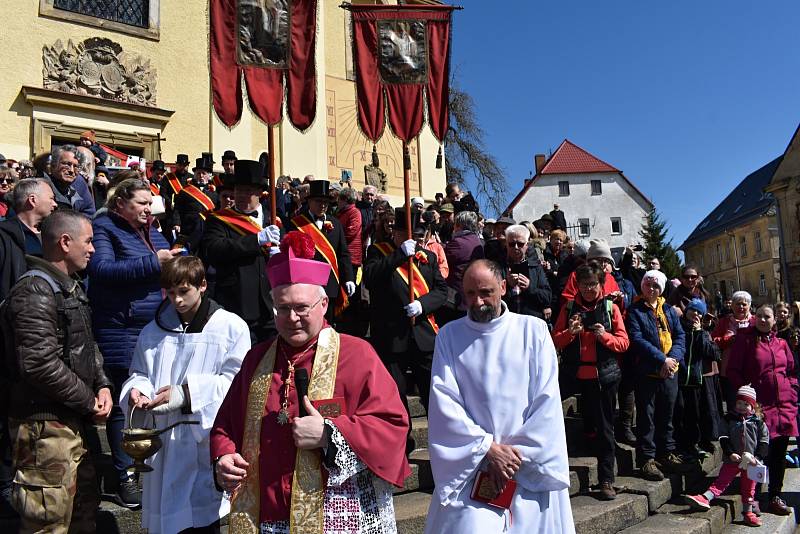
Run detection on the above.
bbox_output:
[424,259,575,534]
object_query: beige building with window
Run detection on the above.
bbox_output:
[680,157,784,307]
[0,0,445,200]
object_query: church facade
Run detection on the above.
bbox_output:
[0,0,445,200]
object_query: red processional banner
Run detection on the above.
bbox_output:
[347,4,455,144]
[210,0,317,130]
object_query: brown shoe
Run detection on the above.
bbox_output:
[640,459,664,481]
[768,496,791,516]
[598,481,617,501]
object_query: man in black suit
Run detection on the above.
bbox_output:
[201,160,281,343]
[174,154,219,252]
[363,208,447,453]
[286,180,355,322]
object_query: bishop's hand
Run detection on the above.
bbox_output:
[216,453,250,492]
[292,396,328,450]
[485,442,523,496]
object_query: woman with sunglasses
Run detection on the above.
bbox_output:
[0,167,18,219]
[667,265,711,316]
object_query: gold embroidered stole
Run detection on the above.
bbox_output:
[290,327,340,534]
[229,341,278,534]
[229,328,341,534]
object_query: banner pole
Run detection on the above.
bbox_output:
[403,141,415,324]
[268,125,277,226]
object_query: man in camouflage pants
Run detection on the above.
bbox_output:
[2,210,113,533]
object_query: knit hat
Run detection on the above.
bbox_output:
[641,269,667,293]
[573,239,590,257]
[685,298,707,316]
[587,238,614,267]
[80,130,96,142]
[411,197,425,207]
[736,385,757,408]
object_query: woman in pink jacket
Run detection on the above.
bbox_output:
[727,304,798,516]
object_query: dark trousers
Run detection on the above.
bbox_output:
[616,356,636,433]
[179,519,221,533]
[580,379,619,483]
[767,435,791,498]
[635,374,678,462]
[719,375,737,413]
[381,338,432,447]
[105,367,134,483]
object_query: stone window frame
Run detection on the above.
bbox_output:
[591,179,602,195]
[558,181,570,197]
[39,0,161,41]
[754,231,763,254]
[610,216,621,235]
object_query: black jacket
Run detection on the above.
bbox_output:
[174,184,219,252]
[0,218,34,301]
[498,255,552,319]
[200,210,275,332]
[2,256,112,421]
[286,209,354,299]
[363,242,447,353]
[679,319,720,386]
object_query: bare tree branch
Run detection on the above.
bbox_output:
[445,86,508,215]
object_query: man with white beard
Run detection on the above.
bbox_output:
[424,259,575,533]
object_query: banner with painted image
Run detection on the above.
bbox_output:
[211,0,317,130]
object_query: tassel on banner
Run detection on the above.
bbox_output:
[436,146,443,169]
[372,145,380,168]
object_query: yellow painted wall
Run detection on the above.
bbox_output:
[0,0,211,161]
[0,1,446,200]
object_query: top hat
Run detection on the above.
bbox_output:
[307,180,333,200]
[222,150,237,162]
[151,160,166,172]
[194,153,214,172]
[214,172,235,191]
[393,208,422,232]
[176,154,190,165]
[234,159,269,190]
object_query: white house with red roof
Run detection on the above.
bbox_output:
[505,139,654,252]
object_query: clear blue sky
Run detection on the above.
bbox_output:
[449,1,800,249]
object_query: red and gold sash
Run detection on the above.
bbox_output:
[149,182,160,196]
[291,214,348,315]
[374,242,439,334]
[183,184,215,210]
[164,173,183,196]
[208,208,274,255]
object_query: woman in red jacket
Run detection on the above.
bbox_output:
[553,261,629,501]
[727,304,798,515]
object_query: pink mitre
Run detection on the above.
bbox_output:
[267,231,330,288]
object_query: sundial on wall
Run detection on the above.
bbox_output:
[325,77,419,195]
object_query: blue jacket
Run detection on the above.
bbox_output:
[87,212,169,370]
[611,270,636,310]
[626,298,686,377]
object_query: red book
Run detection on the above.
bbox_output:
[470,471,517,510]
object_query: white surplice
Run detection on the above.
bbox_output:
[120,302,251,534]
[424,303,575,534]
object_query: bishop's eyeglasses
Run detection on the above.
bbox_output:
[273,296,324,318]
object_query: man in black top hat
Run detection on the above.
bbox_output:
[221,150,237,175]
[201,159,281,343]
[285,180,355,322]
[159,154,194,242]
[363,207,447,453]
[173,154,219,252]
